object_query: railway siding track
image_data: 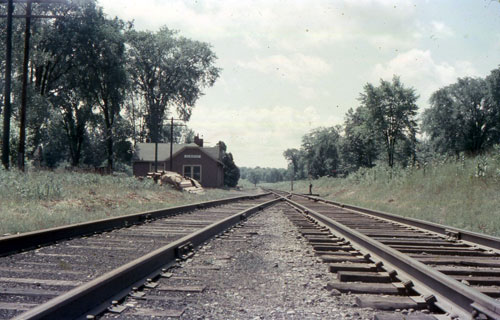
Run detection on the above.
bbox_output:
[0,193,278,319]
[271,190,500,320]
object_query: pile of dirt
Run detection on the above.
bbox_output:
[148,171,204,194]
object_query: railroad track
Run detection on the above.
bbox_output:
[0,193,278,319]
[1,189,499,319]
[270,189,500,320]
[92,201,377,320]
[93,203,293,319]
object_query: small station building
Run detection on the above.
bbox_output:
[132,136,224,188]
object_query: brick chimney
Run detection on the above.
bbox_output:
[194,134,203,147]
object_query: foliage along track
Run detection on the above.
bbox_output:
[272,190,500,320]
[0,193,276,319]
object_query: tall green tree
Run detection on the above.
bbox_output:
[31,1,132,168]
[84,15,129,170]
[126,28,220,144]
[37,111,68,167]
[283,148,300,180]
[301,126,342,177]
[341,107,379,172]
[422,88,462,156]
[360,76,418,167]
[34,0,105,166]
[486,67,500,144]
[423,74,500,155]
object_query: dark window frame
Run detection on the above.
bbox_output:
[183,165,202,182]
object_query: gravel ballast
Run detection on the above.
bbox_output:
[105,203,377,319]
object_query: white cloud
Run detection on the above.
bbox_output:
[431,21,455,38]
[371,49,479,104]
[237,54,332,83]
[494,33,500,51]
[241,35,263,50]
[415,20,455,41]
[348,0,414,6]
[99,0,419,51]
[189,103,342,167]
[99,0,236,35]
[298,86,318,100]
[368,34,416,51]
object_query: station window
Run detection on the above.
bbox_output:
[183,165,202,181]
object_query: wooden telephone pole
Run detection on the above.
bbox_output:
[1,0,13,170]
[153,117,186,173]
[17,0,32,172]
[1,0,65,171]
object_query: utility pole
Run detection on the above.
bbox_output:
[152,117,185,173]
[0,0,66,171]
[154,139,158,173]
[2,0,13,170]
[169,118,173,171]
[169,117,185,171]
[18,0,32,171]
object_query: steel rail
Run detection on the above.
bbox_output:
[13,197,281,320]
[279,195,500,320]
[279,190,500,251]
[0,192,269,256]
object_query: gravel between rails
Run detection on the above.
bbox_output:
[102,203,377,320]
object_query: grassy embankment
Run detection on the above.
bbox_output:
[260,154,500,237]
[0,170,245,235]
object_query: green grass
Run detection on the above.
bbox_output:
[262,154,500,237]
[0,169,243,235]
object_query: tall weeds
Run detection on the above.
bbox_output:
[0,170,237,235]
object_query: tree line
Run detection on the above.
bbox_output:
[240,167,288,186]
[284,69,500,180]
[0,0,220,171]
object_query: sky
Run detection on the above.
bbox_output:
[98,0,500,168]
